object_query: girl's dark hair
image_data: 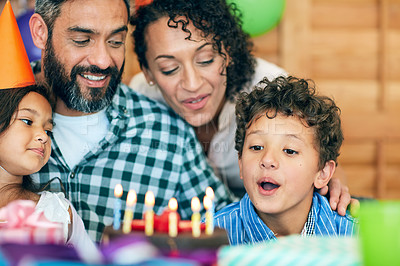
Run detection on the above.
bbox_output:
[235,76,343,169]
[131,0,256,100]
[0,85,52,135]
[0,85,53,191]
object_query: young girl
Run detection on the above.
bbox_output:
[0,85,101,262]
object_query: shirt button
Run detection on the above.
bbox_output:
[70,172,75,179]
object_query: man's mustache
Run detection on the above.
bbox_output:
[71,65,119,78]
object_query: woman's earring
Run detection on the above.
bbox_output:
[149,81,154,86]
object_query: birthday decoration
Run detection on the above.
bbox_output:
[0,0,36,90]
[135,0,153,10]
[227,0,286,37]
[0,200,64,244]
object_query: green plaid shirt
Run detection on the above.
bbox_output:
[31,63,234,242]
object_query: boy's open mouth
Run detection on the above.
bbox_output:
[260,181,280,191]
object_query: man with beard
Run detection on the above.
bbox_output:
[28,0,234,242]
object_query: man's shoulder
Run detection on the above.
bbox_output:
[115,83,194,135]
[118,83,181,118]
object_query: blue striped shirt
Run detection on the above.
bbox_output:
[214,193,357,245]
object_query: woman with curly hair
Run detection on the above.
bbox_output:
[130,0,284,192]
[129,0,353,214]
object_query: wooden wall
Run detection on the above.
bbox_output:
[276,0,400,199]
[125,0,400,199]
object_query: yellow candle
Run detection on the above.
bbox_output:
[144,191,155,236]
[191,197,201,237]
[123,189,137,234]
[113,184,123,230]
[168,197,178,237]
[203,195,214,235]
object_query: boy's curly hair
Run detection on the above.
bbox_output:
[131,0,256,100]
[235,76,343,169]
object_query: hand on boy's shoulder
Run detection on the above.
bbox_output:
[319,177,358,216]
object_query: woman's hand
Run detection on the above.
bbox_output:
[319,166,359,216]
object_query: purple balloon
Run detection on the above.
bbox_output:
[17,9,42,62]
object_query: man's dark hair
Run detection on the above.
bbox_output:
[35,0,130,39]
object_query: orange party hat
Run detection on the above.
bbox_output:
[135,0,153,10]
[0,0,36,90]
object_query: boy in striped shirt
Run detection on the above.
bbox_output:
[214,76,357,245]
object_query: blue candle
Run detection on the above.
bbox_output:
[113,184,123,230]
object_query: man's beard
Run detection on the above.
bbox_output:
[43,41,124,113]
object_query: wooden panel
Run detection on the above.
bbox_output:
[343,165,376,198]
[315,79,379,113]
[387,30,400,79]
[280,0,312,77]
[384,166,400,199]
[341,113,400,140]
[388,1,400,28]
[387,81,400,111]
[253,28,279,55]
[311,2,378,28]
[384,142,400,164]
[311,30,379,79]
[339,141,376,165]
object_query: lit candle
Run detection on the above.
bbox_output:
[144,191,155,236]
[206,187,215,234]
[206,186,215,214]
[122,189,137,234]
[191,197,201,237]
[113,184,123,230]
[203,195,214,235]
[168,197,178,237]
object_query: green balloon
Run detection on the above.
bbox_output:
[227,0,286,37]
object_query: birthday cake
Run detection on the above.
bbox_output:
[101,212,229,265]
[102,220,228,251]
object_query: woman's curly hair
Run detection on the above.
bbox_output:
[131,0,256,101]
[235,76,343,169]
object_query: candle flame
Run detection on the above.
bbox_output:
[191,197,201,212]
[126,189,137,207]
[203,195,212,211]
[206,187,214,200]
[114,184,123,198]
[145,191,155,207]
[168,197,178,211]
